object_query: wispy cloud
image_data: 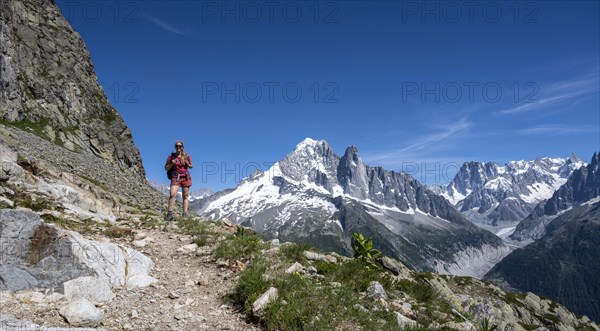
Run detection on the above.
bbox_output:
[362,118,472,165]
[496,73,599,115]
[143,13,192,36]
[515,124,599,136]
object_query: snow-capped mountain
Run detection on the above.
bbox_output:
[511,151,600,241]
[432,155,584,226]
[194,138,509,277]
[486,152,600,322]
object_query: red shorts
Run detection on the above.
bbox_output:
[170,173,192,187]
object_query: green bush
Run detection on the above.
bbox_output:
[215,226,268,262]
[396,279,439,305]
[177,218,216,246]
[351,233,381,270]
[279,242,312,263]
[263,271,399,330]
[230,256,270,314]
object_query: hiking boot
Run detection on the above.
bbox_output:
[182,212,188,218]
[165,211,174,221]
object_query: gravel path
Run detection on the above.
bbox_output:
[0,223,260,331]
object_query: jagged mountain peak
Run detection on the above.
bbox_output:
[439,155,586,226]
[568,152,581,163]
[591,151,599,167]
[343,145,360,155]
[339,145,365,168]
[510,151,599,241]
[452,161,500,195]
[293,137,330,151]
[279,138,339,185]
[286,138,336,162]
[338,145,368,199]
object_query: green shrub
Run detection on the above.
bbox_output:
[263,271,399,330]
[215,226,268,262]
[40,214,95,234]
[177,218,217,246]
[351,233,381,270]
[396,279,439,304]
[230,256,270,314]
[279,242,312,263]
[15,196,54,211]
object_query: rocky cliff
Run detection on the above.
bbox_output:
[0,0,144,177]
[0,0,165,218]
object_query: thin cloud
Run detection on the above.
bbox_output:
[496,74,599,115]
[363,118,472,165]
[515,124,599,136]
[143,13,192,36]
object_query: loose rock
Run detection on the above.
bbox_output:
[367,281,388,300]
[58,298,103,327]
[252,287,279,315]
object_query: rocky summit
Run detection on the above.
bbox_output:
[194,138,511,278]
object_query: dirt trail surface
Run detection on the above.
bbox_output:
[0,222,261,331]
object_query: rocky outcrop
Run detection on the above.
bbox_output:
[0,0,167,216]
[0,127,165,217]
[0,209,156,291]
[0,0,144,177]
[237,226,599,330]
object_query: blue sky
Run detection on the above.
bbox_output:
[55,0,599,190]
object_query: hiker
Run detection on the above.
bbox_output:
[164,140,193,220]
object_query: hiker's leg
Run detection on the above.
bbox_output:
[168,184,180,212]
[182,186,190,213]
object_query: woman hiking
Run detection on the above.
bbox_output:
[164,140,193,220]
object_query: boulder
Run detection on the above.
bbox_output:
[63,276,115,303]
[58,298,103,327]
[0,209,157,292]
[396,312,417,327]
[285,262,304,274]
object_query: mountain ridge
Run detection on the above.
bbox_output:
[511,151,600,241]
[193,138,508,277]
[486,151,600,322]
[431,154,584,226]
